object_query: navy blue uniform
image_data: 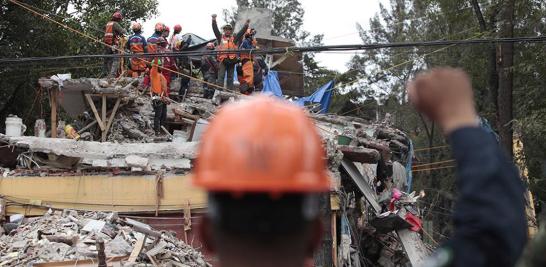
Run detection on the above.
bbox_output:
[424,127,527,267]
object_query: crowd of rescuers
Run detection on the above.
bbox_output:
[102,11,269,135]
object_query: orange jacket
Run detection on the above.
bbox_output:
[217,35,237,62]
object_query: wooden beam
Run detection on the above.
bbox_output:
[84,94,105,130]
[50,88,58,138]
[101,95,107,142]
[103,97,121,140]
[331,211,338,267]
[128,235,147,263]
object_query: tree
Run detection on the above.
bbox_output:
[347,0,546,242]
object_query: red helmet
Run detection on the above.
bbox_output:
[174,24,182,33]
[112,11,122,21]
[154,22,164,33]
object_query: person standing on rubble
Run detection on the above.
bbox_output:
[125,22,147,78]
[159,37,178,95]
[143,23,165,89]
[253,55,269,91]
[238,28,257,95]
[162,26,171,47]
[177,33,194,101]
[102,11,127,78]
[407,68,527,267]
[193,95,329,267]
[201,42,219,99]
[148,36,169,136]
[211,14,249,91]
[169,24,183,51]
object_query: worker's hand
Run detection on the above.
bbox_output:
[406,68,479,135]
[212,14,217,20]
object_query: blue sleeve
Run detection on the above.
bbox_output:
[444,127,527,267]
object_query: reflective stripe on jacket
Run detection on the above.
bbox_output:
[104,22,115,45]
[217,35,237,62]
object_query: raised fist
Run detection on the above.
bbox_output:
[406,68,478,134]
[212,14,217,20]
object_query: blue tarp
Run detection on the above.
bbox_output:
[262,71,284,98]
[294,80,335,114]
[262,71,335,114]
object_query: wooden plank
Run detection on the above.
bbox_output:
[50,88,58,138]
[127,235,147,263]
[331,211,338,267]
[0,175,206,215]
[340,158,381,213]
[84,94,105,130]
[33,256,128,267]
[101,95,107,142]
[103,97,121,139]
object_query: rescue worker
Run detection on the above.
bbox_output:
[192,68,528,267]
[409,68,527,267]
[103,11,126,78]
[200,42,219,99]
[159,37,178,95]
[169,24,183,51]
[238,28,257,95]
[211,14,249,90]
[194,96,329,267]
[125,22,147,78]
[149,37,169,136]
[162,26,171,47]
[143,23,165,88]
[253,55,269,91]
[177,34,194,101]
[147,23,164,54]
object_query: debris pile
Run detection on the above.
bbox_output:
[0,210,209,266]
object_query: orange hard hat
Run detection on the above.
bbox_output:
[154,22,164,33]
[194,96,330,193]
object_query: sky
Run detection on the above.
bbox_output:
[142,0,386,72]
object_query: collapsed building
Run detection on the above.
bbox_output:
[0,73,431,266]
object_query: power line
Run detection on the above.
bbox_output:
[2,35,546,65]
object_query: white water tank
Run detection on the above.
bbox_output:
[5,115,26,137]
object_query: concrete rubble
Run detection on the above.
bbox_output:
[1,77,429,266]
[0,210,209,267]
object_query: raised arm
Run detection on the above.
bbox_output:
[235,19,250,44]
[408,68,527,267]
[211,14,222,42]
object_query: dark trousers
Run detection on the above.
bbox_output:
[153,100,167,133]
[217,60,236,90]
[203,72,217,99]
[102,46,119,78]
[179,74,191,99]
